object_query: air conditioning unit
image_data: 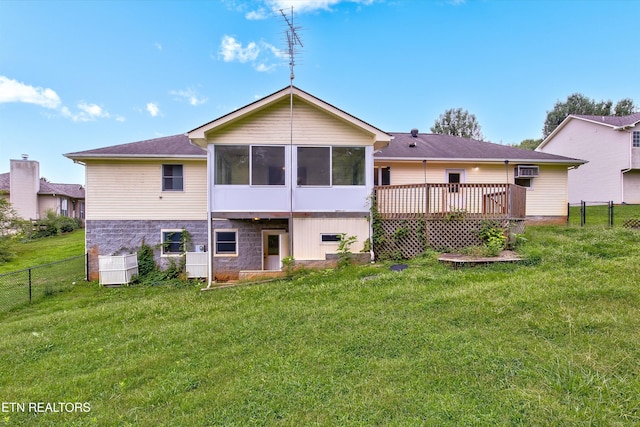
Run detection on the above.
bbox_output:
[514,165,539,178]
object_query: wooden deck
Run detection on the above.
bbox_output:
[374,183,526,220]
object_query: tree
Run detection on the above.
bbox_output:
[512,138,543,151]
[0,198,29,263]
[430,108,483,140]
[543,93,638,138]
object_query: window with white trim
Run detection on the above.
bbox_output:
[320,233,343,243]
[162,164,184,191]
[633,131,640,148]
[214,230,238,256]
[161,229,185,256]
[515,177,533,189]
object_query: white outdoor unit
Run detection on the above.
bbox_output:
[186,252,208,279]
[99,253,138,285]
[514,165,539,178]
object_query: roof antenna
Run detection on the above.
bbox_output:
[280,6,303,84]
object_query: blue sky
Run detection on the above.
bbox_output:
[1,0,639,185]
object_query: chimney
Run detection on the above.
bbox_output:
[410,128,419,137]
[21,154,29,160]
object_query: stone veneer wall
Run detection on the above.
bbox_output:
[212,219,288,281]
[86,220,208,281]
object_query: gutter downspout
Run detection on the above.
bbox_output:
[206,147,214,288]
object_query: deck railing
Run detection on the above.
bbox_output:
[374,183,526,219]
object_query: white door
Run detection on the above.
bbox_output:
[263,231,289,271]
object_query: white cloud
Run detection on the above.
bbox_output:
[170,88,208,106]
[146,102,160,117]
[59,102,112,122]
[219,35,260,63]
[0,76,61,109]
[247,0,374,18]
[218,36,286,72]
[154,42,163,51]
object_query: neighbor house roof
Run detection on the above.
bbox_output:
[64,134,206,160]
[0,172,85,199]
[570,112,640,129]
[376,131,585,165]
[538,112,640,150]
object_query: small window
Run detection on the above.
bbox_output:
[321,233,343,243]
[515,178,533,189]
[215,230,238,256]
[448,172,461,193]
[163,165,184,191]
[162,230,184,255]
[633,131,640,148]
[60,199,69,217]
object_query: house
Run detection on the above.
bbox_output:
[0,157,85,221]
[187,86,391,282]
[66,85,584,283]
[64,134,208,281]
[536,113,640,204]
[374,130,585,223]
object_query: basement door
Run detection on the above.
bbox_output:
[262,231,290,271]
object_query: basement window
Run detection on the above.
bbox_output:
[161,229,184,256]
[214,230,238,256]
[321,233,343,243]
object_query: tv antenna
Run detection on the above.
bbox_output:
[280,7,303,83]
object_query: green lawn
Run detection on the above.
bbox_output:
[0,229,85,274]
[1,224,640,426]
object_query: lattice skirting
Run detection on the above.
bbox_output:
[374,218,525,260]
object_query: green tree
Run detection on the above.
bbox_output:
[543,93,638,138]
[0,199,29,262]
[512,138,542,151]
[430,108,483,140]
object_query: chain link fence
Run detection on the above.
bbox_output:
[567,202,640,227]
[0,254,88,314]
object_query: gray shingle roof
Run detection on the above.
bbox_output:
[376,132,585,164]
[572,113,640,128]
[0,172,84,198]
[64,134,206,159]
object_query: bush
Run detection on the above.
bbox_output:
[30,210,81,239]
[476,220,507,257]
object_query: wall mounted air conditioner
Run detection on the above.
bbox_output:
[514,165,539,178]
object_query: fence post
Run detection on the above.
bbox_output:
[581,200,586,227]
[28,268,32,303]
[567,202,570,225]
[85,252,90,282]
[609,201,614,227]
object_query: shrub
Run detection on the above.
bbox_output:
[476,220,506,257]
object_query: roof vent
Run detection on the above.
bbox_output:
[410,128,419,137]
[21,154,29,160]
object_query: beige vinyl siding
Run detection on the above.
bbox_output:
[38,196,59,219]
[85,160,207,220]
[525,165,568,216]
[293,217,370,260]
[207,98,373,147]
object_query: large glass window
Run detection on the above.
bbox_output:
[332,147,365,185]
[215,146,249,185]
[297,147,330,186]
[162,164,184,191]
[297,146,365,186]
[215,145,285,185]
[252,146,285,185]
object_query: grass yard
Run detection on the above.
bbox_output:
[1,224,640,426]
[0,230,85,274]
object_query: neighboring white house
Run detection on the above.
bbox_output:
[537,113,640,204]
